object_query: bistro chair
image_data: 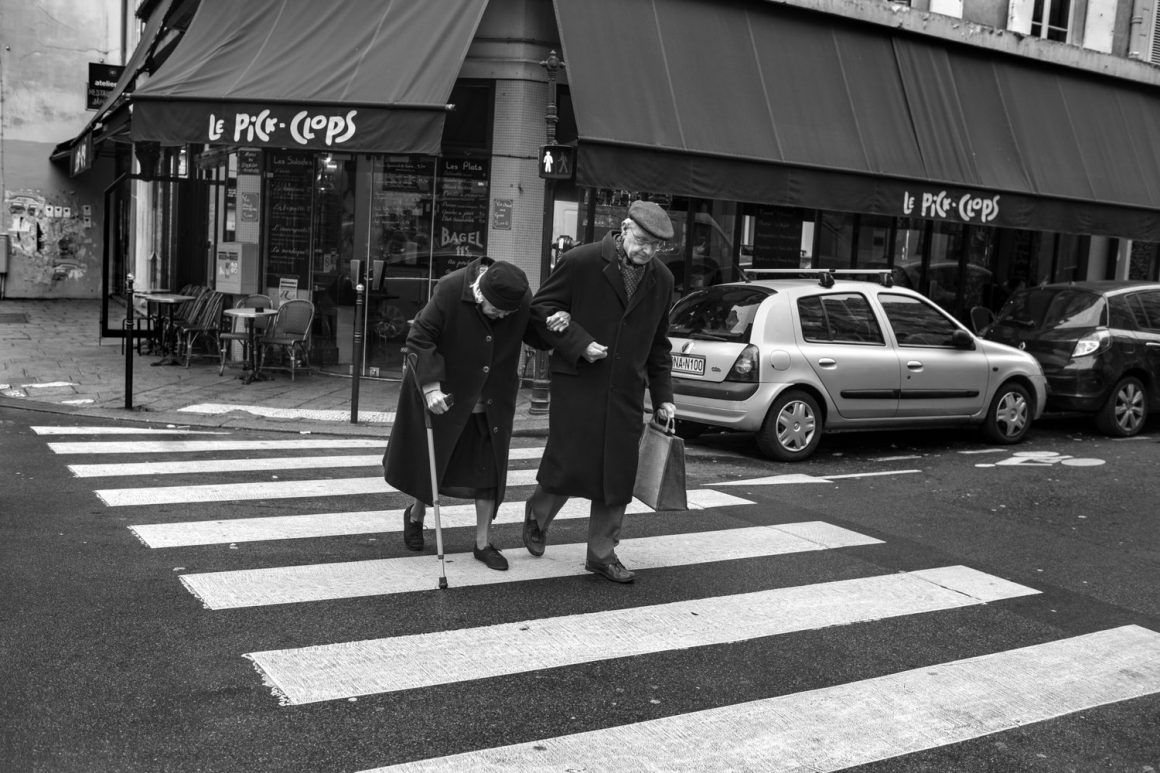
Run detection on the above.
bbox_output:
[178,290,226,368]
[260,299,315,381]
[218,294,273,376]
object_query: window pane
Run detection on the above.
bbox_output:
[1132,291,1160,330]
[820,293,885,344]
[798,296,829,342]
[880,293,960,346]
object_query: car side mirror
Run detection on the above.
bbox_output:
[952,329,975,350]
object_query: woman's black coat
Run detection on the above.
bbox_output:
[383,258,544,505]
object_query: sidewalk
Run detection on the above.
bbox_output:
[0,298,550,437]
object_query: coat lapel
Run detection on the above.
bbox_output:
[601,237,629,308]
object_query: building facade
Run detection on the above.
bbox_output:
[9,0,1160,378]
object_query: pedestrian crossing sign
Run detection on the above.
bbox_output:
[538,144,574,180]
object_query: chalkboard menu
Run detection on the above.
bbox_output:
[752,206,804,268]
[434,157,490,276]
[265,152,314,285]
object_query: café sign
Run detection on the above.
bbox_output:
[208,108,358,147]
[902,189,1001,224]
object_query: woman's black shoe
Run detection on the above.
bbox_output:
[473,544,509,571]
[402,505,424,551]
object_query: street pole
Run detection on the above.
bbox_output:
[350,281,365,424]
[529,49,565,417]
[124,274,134,410]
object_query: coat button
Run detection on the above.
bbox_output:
[485,335,493,342]
[492,426,499,434]
[482,365,490,373]
[487,398,494,405]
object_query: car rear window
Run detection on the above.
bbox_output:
[995,288,1105,330]
[669,286,771,342]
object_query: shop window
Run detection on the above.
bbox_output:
[749,206,813,270]
[815,212,856,269]
[854,215,895,269]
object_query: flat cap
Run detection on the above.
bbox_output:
[479,260,530,312]
[628,200,674,240]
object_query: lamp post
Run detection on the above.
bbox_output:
[529,49,565,416]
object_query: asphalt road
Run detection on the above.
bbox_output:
[2,405,1159,772]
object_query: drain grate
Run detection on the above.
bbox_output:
[0,313,30,324]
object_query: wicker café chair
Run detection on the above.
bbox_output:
[179,291,226,368]
[260,299,315,381]
[218,294,273,376]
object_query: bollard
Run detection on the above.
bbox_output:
[124,274,135,410]
[350,282,365,423]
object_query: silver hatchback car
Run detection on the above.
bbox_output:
[667,270,1048,461]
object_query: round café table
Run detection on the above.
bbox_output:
[223,307,280,384]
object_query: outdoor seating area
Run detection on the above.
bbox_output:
[129,289,316,385]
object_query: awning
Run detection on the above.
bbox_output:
[554,0,1160,241]
[51,0,176,174]
[130,0,487,154]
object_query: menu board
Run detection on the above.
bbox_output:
[265,152,313,284]
[752,206,804,268]
[434,157,490,276]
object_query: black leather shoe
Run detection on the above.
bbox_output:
[473,544,509,571]
[584,558,635,583]
[522,501,546,557]
[402,505,424,551]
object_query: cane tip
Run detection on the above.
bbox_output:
[438,577,448,589]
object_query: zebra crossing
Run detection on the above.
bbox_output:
[37,424,1160,772]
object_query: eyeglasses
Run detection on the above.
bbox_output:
[629,228,665,252]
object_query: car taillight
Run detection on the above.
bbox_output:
[726,345,759,382]
[1071,329,1110,359]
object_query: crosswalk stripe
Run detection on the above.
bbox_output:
[32,426,230,435]
[129,490,751,547]
[358,625,1160,772]
[245,565,1038,704]
[96,470,542,506]
[717,469,922,486]
[47,438,385,455]
[68,447,544,478]
[180,523,883,609]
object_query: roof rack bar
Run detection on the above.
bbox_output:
[742,267,894,287]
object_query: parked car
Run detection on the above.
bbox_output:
[983,280,1160,437]
[667,270,1048,461]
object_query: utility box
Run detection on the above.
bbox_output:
[215,242,259,294]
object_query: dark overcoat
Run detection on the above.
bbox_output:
[383,258,544,505]
[531,231,675,505]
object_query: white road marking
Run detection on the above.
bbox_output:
[130,490,751,548]
[958,447,1007,455]
[69,446,544,478]
[246,565,1037,704]
[868,455,923,462]
[359,625,1160,772]
[716,469,921,486]
[32,426,231,435]
[47,438,385,455]
[96,470,542,506]
[178,403,395,423]
[23,381,77,389]
[181,523,882,609]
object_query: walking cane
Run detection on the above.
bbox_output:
[404,350,449,590]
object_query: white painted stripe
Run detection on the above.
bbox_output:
[716,469,921,486]
[32,426,230,435]
[182,523,882,609]
[178,402,395,423]
[246,566,1038,704]
[97,470,543,506]
[359,625,1160,772]
[47,438,386,455]
[69,446,544,478]
[23,381,77,389]
[131,490,750,548]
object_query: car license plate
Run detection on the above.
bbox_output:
[671,353,706,376]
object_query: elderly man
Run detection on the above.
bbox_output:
[524,200,678,583]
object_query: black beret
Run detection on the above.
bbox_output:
[480,261,529,312]
[628,200,675,240]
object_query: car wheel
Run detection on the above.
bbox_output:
[981,381,1032,444]
[674,419,707,440]
[1095,375,1147,437]
[756,390,821,462]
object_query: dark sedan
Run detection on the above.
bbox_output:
[985,280,1160,436]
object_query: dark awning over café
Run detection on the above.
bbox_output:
[131,0,487,154]
[554,0,1160,240]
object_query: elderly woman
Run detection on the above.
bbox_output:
[382,258,566,570]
